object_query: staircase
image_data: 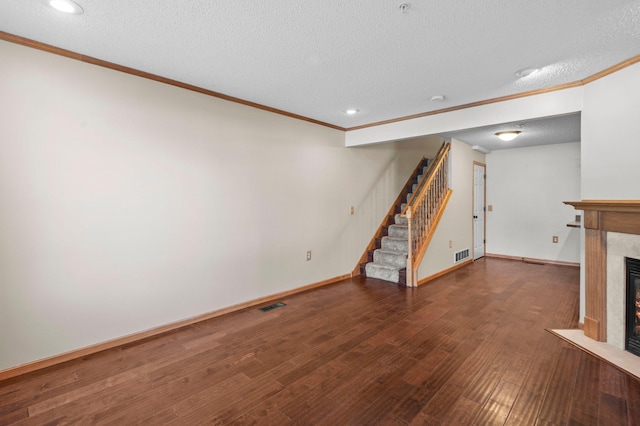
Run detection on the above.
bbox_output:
[357,141,452,286]
[360,160,431,285]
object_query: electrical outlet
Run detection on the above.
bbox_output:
[349,206,355,215]
[449,240,453,248]
[306,250,312,261]
[552,236,559,244]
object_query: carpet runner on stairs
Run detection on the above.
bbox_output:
[364,161,430,284]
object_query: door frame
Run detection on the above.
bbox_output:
[472,161,486,260]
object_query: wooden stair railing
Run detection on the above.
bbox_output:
[402,142,452,287]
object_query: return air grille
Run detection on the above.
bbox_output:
[259,302,286,312]
[454,249,470,263]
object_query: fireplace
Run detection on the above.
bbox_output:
[627,257,640,356]
[563,200,640,343]
[554,200,640,378]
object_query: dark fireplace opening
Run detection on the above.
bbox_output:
[626,257,640,357]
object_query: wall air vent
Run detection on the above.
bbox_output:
[454,249,470,263]
[258,302,286,312]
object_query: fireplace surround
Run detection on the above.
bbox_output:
[564,200,640,344]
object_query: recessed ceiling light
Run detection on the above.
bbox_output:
[345,109,359,115]
[515,67,540,78]
[495,131,521,141]
[49,0,83,14]
[430,95,445,102]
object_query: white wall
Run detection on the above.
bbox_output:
[485,142,581,263]
[581,62,640,200]
[418,139,485,278]
[578,61,640,321]
[0,40,440,371]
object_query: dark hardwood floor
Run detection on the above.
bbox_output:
[2,258,639,425]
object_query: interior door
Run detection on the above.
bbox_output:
[473,163,486,260]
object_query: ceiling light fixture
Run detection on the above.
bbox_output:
[48,0,83,14]
[495,131,521,141]
[345,109,359,115]
[430,95,445,102]
[514,67,540,78]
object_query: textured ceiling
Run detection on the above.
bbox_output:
[1,0,639,132]
[441,113,581,152]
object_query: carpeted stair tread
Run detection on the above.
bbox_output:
[367,261,403,270]
[388,224,409,239]
[394,214,408,226]
[365,262,400,283]
[381,235,408,251]
[373,249,407,268]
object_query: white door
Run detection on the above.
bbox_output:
[473,163,486,260]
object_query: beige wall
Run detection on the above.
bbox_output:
[0,40,440,370]
[7,35,637,372]
[418,139,485,278]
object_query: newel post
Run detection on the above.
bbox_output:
[406,207,414,287]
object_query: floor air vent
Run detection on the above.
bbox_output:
[259,302,286,312]
[454,249,470,263]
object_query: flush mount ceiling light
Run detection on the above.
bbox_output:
[495,131,521,141]
[430,95,445,102]
[48,0,84,14]
[345,109,359,115]
[514,67,540,78]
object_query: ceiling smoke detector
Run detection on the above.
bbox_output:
[515,67,540,78]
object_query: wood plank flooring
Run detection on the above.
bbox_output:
[2,258,640,425]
